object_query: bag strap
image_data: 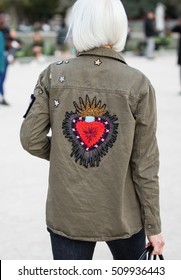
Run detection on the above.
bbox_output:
[139,245,164,260]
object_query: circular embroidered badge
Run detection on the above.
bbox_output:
[62,95,119,168]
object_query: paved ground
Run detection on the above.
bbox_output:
[0,50,181,260]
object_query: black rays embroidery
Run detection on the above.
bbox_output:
[62,95,119,168]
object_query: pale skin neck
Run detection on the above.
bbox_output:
[103,45,112,49]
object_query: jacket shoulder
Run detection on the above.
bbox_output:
[117,62,154,99]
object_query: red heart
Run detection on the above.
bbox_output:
[76,121,105,148]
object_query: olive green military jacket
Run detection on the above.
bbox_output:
[20,47,161,241]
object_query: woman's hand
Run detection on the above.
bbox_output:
[147,233,165,255]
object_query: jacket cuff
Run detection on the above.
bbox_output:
[145,221,161,236]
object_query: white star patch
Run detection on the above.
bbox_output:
[94,59,102,66]
[54,99,60,107]
[59,76,65,83]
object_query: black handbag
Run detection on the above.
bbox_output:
[139,245,164,260]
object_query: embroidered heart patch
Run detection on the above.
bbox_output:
[62,95,119,168]
[75,121,105,148]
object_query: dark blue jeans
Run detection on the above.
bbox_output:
[47,228,145,260]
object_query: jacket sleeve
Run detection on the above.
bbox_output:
[131,84,161,236]
[20,67,51,160]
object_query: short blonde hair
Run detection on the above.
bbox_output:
[68,0,128,52]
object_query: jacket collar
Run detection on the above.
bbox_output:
[77,47,127,65]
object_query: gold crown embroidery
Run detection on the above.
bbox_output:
[73,95,106,117]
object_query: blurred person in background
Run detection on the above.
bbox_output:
[32,31,45,62]
[0,11,10,105]
[144,11,157,59]
[7,29,22,63]
[56,18,70,59]
[0,30,6,104]
[172,16,181,93]
[20,0,165,260]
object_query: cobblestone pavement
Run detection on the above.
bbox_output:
[0,51,181,260]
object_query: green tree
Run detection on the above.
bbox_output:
[23,0,60,22]
[164,0,181,17]
[57,0,75,17]
[0,0,60,25]
[122,0,156,18]
[122,0,181,18]
[1,0,181,27]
